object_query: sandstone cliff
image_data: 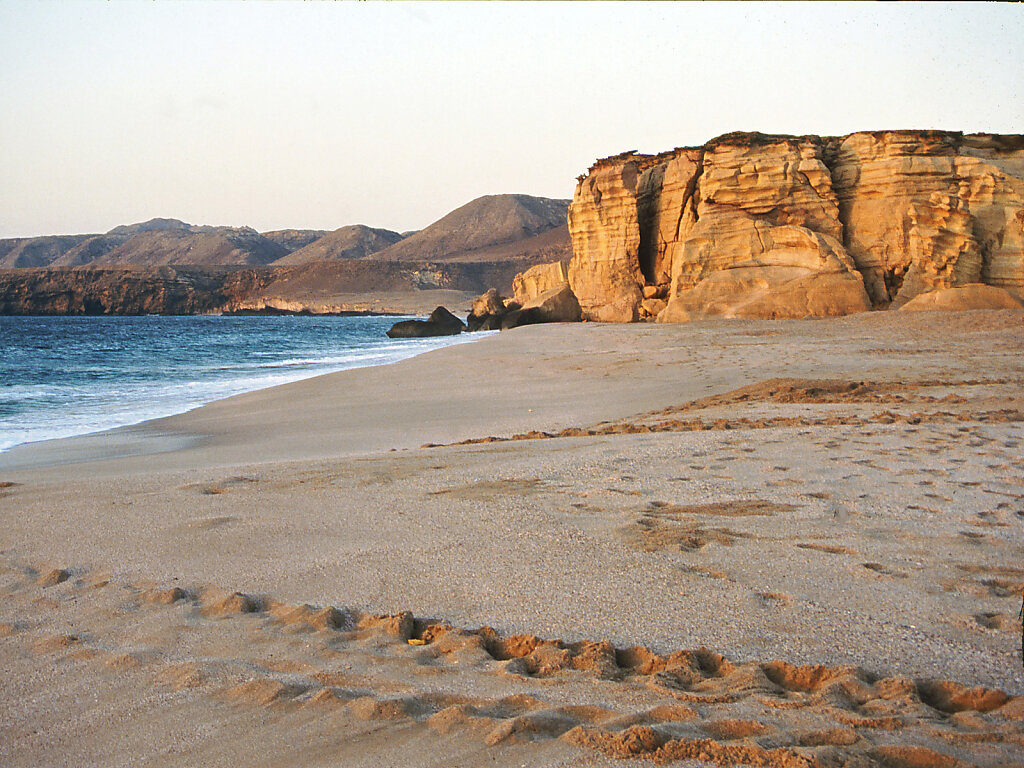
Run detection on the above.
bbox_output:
[567,131,1024,321]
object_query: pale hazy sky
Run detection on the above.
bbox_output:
[1,1,1021,239]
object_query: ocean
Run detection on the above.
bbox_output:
[0,314,480,452]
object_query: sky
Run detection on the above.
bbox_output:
[0,1,1021,239]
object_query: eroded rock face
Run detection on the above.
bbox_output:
[568,131,1024,321]
[832,131,1024,305]
[0,267,271,315]
[567,155,646,322]
[512,261,569,304]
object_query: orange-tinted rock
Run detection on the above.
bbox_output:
[519,282,581,323]
[568,131,1024,322]
[567,154,647,322]
[662,135,870,320]
[898,283,1023,312]
[830,130,1024,305]
[512,261,569,304]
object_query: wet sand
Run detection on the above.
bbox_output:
[2,310,1023,767]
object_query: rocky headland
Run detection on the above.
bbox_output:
[3,131,1022,321]
[0,195,571,316]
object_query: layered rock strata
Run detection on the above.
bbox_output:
[567,131,1024,321]
[0,267,271,315]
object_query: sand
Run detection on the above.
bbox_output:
[1,309,1023,767]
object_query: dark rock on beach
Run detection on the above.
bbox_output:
[386,306,466,338]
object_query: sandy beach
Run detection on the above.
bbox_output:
[2,309,1024,767]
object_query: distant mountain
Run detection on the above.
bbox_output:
[107,218,192,237]
[74,227,288,267]
[271,225,404,265]
[0,194,571,271]
[0,220,292,268]
[52,234,130,266]
[370,194,570,262]
[0,235,95,268]
[260,229,330,253]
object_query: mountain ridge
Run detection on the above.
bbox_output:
[0,193,570,269]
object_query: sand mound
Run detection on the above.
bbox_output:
[899,284,1023,312]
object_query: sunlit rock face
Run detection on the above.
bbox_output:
[513,260,569,304]
[832,131,1024,306]
[567,131,1024,322]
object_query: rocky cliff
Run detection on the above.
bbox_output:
[567,131,1024,322]
[0,257,538,316]
[0,267,271,315]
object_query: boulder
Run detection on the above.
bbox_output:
[512,261,570,304]
[466,288,508,331]
[471,288,506,317]
[386,306,465,338]
[474,314,504,331]
[500,307,546,330]
[502,283,582,329]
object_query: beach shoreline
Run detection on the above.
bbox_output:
[2,309,1023,766]
[0,315,488,467]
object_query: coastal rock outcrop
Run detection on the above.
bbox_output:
[0,267,270,315]
[831,131,1024,306]
[568,131,1024,321]
[464,279,582,331]
[466,288,509,331]
[567,155,647,322]
[386,306,466,338]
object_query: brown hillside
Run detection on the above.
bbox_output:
[53,226,288,267]
[260,229,329,253]
[271,225,403,265]
[370,194,569,262]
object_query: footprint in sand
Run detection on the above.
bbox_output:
[862,562,907,578]
[796,543,857,555]
[37,567,71,587]
[973,612,1017,631]
[183,475,260,496]
[184,515,238,531]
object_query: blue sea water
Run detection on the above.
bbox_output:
[0,315,480,452]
